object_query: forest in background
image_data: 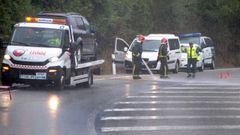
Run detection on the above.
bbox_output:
[0,0,239,73]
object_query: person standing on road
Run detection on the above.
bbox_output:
[185,42,200,78]
[157,38,169,78]
[132,35,144,79]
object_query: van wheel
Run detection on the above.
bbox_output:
[199,61,204,72]
[126,70,132,74]
[55,70,65,90]
[210,59,215,69]
[173,62,179,73]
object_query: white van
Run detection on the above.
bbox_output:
[178,33,216,69]
[120,34,181,73]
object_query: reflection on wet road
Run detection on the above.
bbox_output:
[0,68,240,135]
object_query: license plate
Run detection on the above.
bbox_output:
[19,72,47,80]
[36,72,47,80]
[20,74,36,79]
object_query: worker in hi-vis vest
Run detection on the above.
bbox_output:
[184,42,200,78]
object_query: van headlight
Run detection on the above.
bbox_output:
[48,57,59,62]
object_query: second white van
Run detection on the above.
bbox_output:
[124,34,181,73]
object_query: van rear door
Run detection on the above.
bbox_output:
[113,37,130,64]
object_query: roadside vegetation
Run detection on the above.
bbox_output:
[0,0,239,73]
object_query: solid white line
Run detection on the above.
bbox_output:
[161,87,240,90]
[101,115,240,120]
[104,107,240,112]
[143,91,240,94]
[115,101,240,104]
[0,90,17,94]
[183,84,240,86]
[127,95,240,99]
[101,125,240,132]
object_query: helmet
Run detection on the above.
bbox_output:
[161,38,167,44]
[137,34,145,42]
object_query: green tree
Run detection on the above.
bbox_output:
[0,0,32,39]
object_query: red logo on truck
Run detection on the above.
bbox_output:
[13,49,25,57]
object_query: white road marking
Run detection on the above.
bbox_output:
[115,101,240,104]
[183,84,240,86]
[127,95,240,99]
[101,125,240,132]
[0,90,17,94]
[143,91,240,94]
[101,115,240,120]
[104,107,240,112]
[160,87,240,90]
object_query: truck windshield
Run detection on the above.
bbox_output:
[129,40,161,52]
[11,27,63,48]
[179,37,200,45]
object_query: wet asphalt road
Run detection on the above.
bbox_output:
[1,68,240,135]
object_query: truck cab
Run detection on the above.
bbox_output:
[1,17,103,89]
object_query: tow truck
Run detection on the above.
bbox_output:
[0,17,104,90]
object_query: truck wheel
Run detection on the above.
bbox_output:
[83,70,93,88]
[55,71,65,90]
[210,59,215,69]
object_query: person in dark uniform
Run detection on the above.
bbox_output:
[132,35,144,79]
[157,38,169,78]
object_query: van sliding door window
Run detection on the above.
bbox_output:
[205,38,214,47]
[168,39,180,50]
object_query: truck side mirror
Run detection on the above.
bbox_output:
[70,42,77,51]
[124,47,128,52]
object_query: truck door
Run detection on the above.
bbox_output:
[113,37,130,65]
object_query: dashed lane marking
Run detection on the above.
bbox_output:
[101,125,240,132]
[104,107,240,112]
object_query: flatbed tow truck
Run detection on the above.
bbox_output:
[0,16,104,90]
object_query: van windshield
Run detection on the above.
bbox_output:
[11,27,63,48]
[142,40,161,52]
[129,40,161,52]
[179,37,200,45]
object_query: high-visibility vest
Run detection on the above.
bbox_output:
[48,38,61,46]
[186,46,198,59]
